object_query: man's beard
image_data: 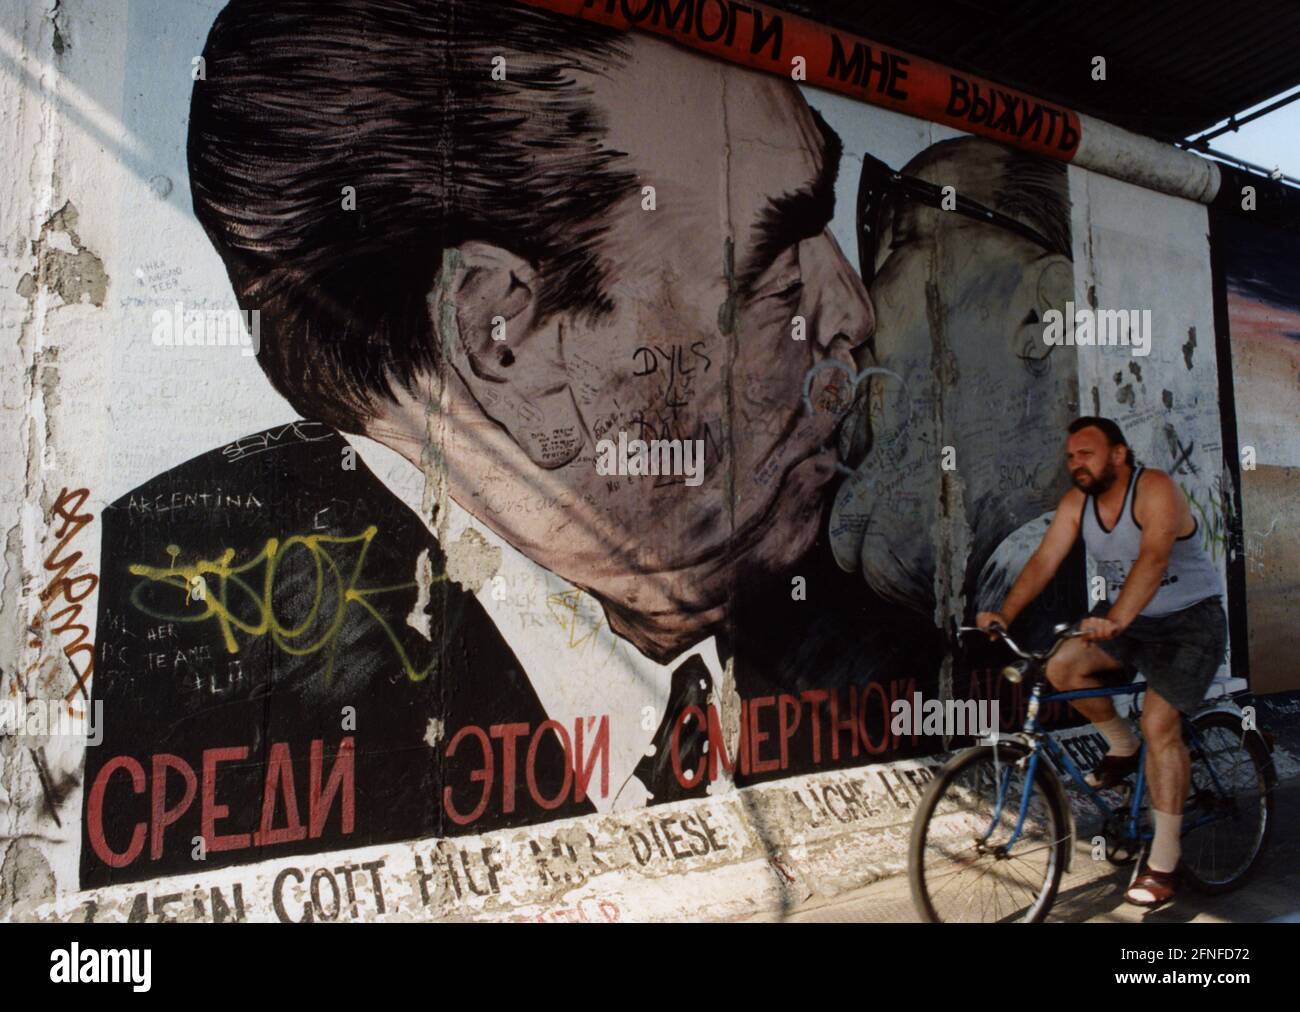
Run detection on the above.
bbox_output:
[1072,460,1118,493]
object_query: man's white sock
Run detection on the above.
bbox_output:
[1148,809,1182,874]
[1095,716,1139,757]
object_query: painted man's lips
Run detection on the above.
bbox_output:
[835,381,872,471]
[799,359,905,476]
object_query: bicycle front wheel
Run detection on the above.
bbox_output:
[909,742,1070,923]
[1180,708,1276,893]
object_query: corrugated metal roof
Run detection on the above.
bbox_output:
[767,0,1300,140]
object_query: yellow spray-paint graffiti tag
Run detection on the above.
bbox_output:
[128,527,449,683]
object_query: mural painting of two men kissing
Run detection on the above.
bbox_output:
[83,0,1086,887]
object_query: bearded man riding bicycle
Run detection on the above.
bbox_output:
[976,416,1227,907]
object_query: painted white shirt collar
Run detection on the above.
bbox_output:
[342,432,725,813]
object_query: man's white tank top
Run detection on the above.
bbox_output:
[1080,466,1223,617]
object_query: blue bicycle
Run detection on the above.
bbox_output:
[908,621,1276,923]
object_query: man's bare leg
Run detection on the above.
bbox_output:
[1044,638,1140,787]
[1044,637,1127,724]
[1138,690,1187,876]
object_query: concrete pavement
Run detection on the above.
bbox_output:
[741,781,1300,923]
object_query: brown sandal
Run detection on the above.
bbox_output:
[1125,862,1180,907]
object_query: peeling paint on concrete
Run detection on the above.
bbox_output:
[0,523,24,680]
[708,656,741,796]
[406,548,434,640]
[16,202,108,310]
[442,528,501,595]
[48,0,68,57]
[0,838,55,920]
[423,248,462,536]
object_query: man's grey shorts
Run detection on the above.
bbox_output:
[1088,596,1228,715]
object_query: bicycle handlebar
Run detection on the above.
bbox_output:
[955,621,1083,663]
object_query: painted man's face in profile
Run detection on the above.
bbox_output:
[444,33,874,652]
[830,140,1075,614]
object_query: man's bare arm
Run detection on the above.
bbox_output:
[977,489,1084,629]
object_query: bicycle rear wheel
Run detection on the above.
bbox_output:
[909,742,1070,923]
[1180,708,1275,893]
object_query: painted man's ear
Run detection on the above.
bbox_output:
[1033,255,1074,319]
[445,241,536,381]
[431,241,585,469]
[1010,253,1073,361]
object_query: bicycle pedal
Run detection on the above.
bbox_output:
[1107,841,1140,866]
[1096,781,1132,806]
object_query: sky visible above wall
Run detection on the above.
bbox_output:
[1199,87,1300,183]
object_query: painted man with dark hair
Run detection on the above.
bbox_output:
[83,0,875,886]
[187,0,644,433]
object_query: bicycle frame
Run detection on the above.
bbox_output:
[990,678,1234,853]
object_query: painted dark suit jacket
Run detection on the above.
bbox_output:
[83,421,606,887]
